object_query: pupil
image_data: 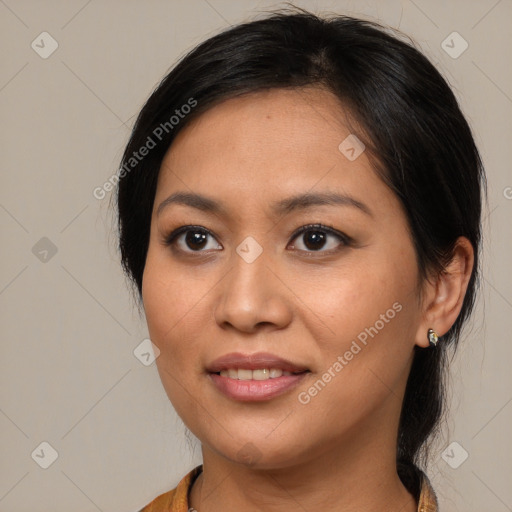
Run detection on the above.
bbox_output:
[186,230,207,250]
[304,231,325,250]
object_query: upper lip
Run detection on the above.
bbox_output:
[207,352,309,373]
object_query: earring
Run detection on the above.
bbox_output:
[427,329,439,347]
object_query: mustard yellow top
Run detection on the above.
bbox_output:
[139,464,438,512]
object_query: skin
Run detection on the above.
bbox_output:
[142,87,474,512]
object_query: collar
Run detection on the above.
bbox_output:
[140,464,438,511]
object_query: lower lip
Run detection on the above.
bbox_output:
[209,373,308,401]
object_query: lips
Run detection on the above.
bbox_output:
[206,352,310,401]
[206,352,309,374]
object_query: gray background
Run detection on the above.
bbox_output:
[1,1,511,511]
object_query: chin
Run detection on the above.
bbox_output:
[198,428,311,470]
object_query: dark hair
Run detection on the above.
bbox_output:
[116,7,485,500]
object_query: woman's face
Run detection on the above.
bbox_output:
[142,87,426,468]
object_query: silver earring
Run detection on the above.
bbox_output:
[427,329,439,347]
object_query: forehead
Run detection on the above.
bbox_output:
[165,87,354,162]
[154,87,396,220]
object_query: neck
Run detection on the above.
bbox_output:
[189,416,417,512]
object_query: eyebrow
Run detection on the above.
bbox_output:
[156,191,373,218]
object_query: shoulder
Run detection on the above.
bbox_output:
[138,465,203,512]
[139,464,437,511]
[417,470,438,512]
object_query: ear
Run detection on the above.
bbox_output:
[414,236,475,348]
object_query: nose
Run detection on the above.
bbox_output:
[213,244,293,334]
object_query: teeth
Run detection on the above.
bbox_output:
[238,369,253,380]
[253,369,269,380]
[218,368,294,380]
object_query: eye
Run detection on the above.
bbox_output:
[288,224,351,254]
[164,223,351,255]
[165,225,222,253]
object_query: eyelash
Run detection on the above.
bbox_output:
[163,223,352,257]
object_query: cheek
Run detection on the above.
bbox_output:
[294,297,416,437]
[143,245,196,334]
[304,249,419,389]
[142,255,205,418]
[142,251,199,363]
[308,253,415,338]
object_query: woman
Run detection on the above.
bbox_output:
[116,8,485,512]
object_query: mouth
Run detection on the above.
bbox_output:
[206,352,310,401]
[211,368,307,380]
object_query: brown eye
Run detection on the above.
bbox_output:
[297,230,328,251]
[184,230,209,251]
[289,224,350,254]
[165,226,222,253]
